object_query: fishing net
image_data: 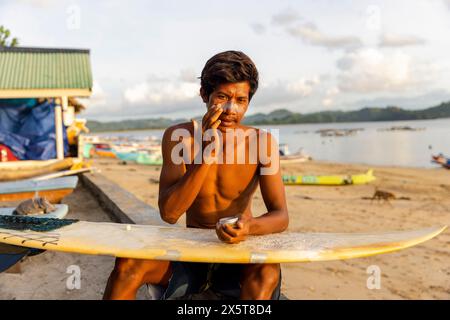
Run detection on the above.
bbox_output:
[0,215,78,232]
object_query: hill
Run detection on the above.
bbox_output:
[86,101,450,132]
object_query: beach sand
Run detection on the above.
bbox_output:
[0,158,448,299]
[92,158,450,299]
[0,185,150,300]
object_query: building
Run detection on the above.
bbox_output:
[0,46,92,160]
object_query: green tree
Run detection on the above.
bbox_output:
[0,25,19,47]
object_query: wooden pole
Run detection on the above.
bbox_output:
[55,97,67,160]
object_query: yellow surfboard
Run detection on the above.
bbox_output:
[0,221,445,264]
[283,169,376,186]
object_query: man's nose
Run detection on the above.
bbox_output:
[222,101,238,114]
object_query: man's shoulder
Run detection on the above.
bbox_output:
[163,122,194,137]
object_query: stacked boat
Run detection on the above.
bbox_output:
[0,157,93,203]
[82,135,163,165]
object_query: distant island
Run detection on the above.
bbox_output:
[86,101,450,132]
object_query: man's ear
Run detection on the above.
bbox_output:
[200,87,209,104]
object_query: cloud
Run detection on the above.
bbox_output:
[321,87,340,107]
[88,81,107,107]
[444,0,450,9]
[321,98,333,107]
[179,68,198,83]
[336,48,418,93]
[250,76,322,112]
[286,23,362,50]
[124,76,199,108]
[379,33,426,47]
[16,0,58,7]
[286,76,320,96]
[249,23,266,35]
[349,89,450,110]
[271,8,301,26]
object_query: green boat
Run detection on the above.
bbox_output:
[136,153,163,166]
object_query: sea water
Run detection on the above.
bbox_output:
[93,118,450,168]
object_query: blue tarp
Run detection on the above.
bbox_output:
[0,99,69,160]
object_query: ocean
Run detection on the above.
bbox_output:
[93,118,450,168]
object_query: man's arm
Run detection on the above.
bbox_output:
[158,125,210,224]
[216,132,289,243]
[247,161,289,235]
[158,106,223,224]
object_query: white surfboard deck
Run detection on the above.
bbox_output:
[0,221,445,264]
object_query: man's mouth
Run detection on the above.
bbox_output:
[219,116,236,126]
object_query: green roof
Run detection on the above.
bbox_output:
[0,47,92,94]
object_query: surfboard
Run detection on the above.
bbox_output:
[0,221,445,264]
[282,169,376,186]
[0,204,69,219]
[0,176,78,203]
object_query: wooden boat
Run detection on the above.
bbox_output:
[0,158,75,181]
[280,153,311,164]
[0,176,78,203]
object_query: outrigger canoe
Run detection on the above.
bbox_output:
[0,158,75,182]
[282,169,376,186]
[115,151,139,162]
[136,153,163,165]
[0,176,78,203]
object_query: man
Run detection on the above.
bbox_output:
[104,51,289,300]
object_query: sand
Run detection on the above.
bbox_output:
[0,185,150,300]
[0,158,448,299]
[92,158,450,299]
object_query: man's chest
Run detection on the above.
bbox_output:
[187,163,259,199]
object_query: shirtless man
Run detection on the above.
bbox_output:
[103,51,289,300]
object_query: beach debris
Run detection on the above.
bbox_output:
[377,126,425,132]
[370,189,396,204]
[149,178,159,184]
[315,128,364,137]
[13,197,56,215]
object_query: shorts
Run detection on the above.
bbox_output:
[161,262,282,300]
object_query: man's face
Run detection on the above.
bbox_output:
[202,81,250,129]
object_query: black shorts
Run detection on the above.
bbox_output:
[161,262,282,300]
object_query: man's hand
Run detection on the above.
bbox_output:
[201,104,223,132]
[215,216,251,244]
[192,105,223,163]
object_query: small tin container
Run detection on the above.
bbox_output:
[219,216,239,228]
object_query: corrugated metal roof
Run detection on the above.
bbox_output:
[0,47,92,91]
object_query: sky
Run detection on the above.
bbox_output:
[1,0,450,121]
